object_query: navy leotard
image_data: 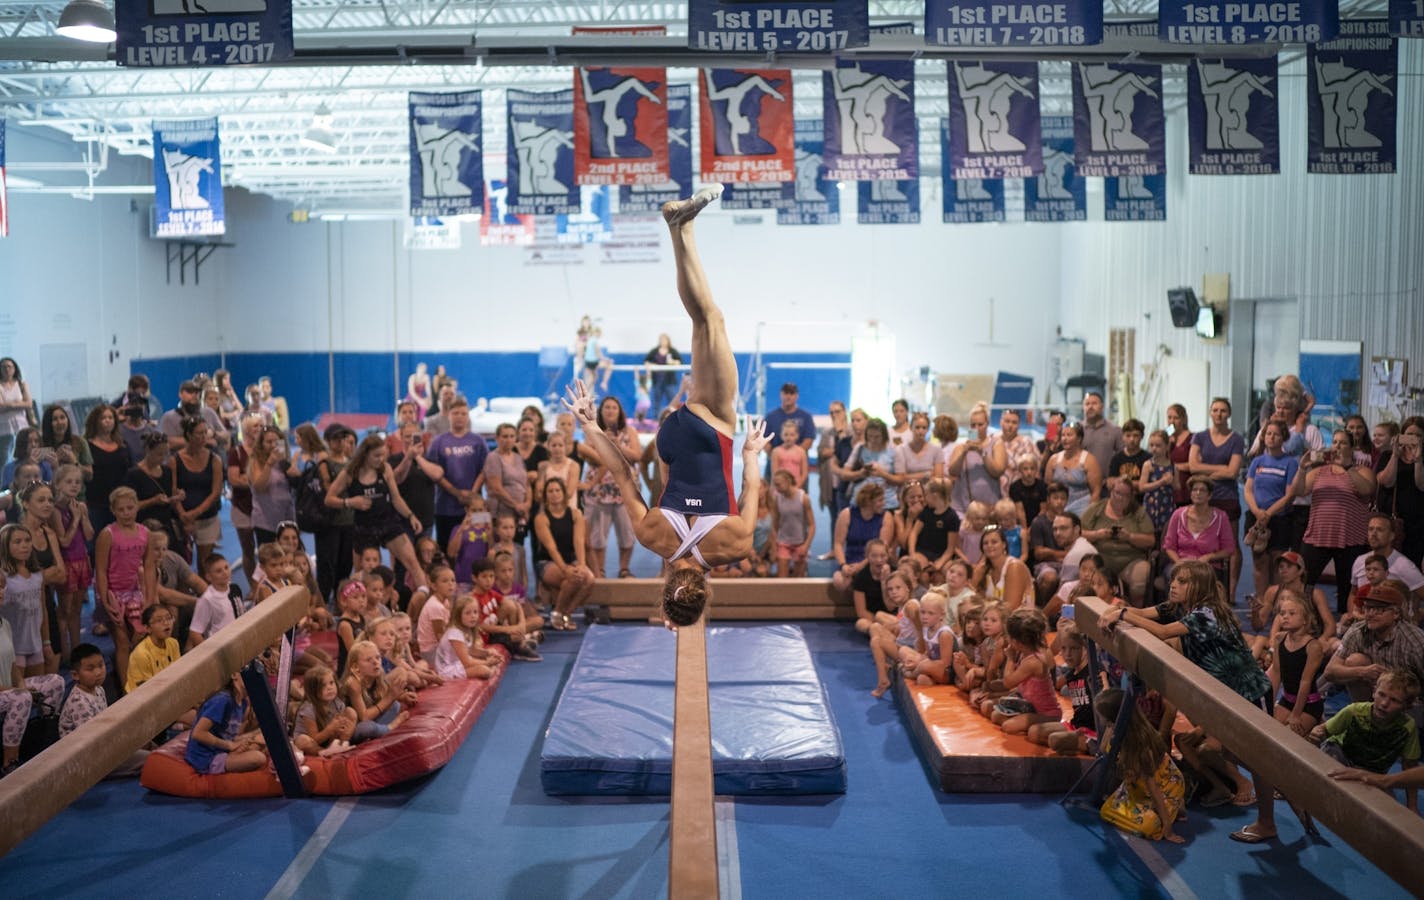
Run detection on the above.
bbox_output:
[656,406,737,517]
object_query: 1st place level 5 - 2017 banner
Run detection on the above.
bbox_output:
[688,1,869,51]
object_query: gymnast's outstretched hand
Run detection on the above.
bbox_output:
[562,380,602,435]
[741,417,771,459]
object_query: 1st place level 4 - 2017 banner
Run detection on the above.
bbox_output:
[116,0,293,66]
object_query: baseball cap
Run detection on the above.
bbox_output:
[179,380,200,393]
[323,423,355,442]
[1277,551,1304,568]
[1359,584,1405,608]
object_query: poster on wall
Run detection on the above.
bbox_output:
[408,91,484,218]
[1368,356,1409,423]
[945,60,1042,179]
[1071,62,1165,177]
[1023,115,1085,222]
[856,178,920,224]
[116,0,293,67]
[572,27,669,186]
[821,56,917,181]
[924,1,1102,47]
[555,186,614,244]
[688,0,870,51]
[1307,19,1397,175]
[618,84,692,214]
[1158,1,1338,44]
[1299,339,1362,435]
[480,180,535,247]
[778,120,840,225]
[1186,57,1279,175]
[1104,174,1166,221]
[698,68,795,183]
[505,89,580,216]
[152,118,225,237]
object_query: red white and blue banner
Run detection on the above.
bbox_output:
[925,1,1102,47]
[1186,57,1278,175]
[555,186,614,243]
[152,118,224,237]
[408,91,484,218]
[721,182,792,210]
[1105,174,1166,221]
[0,120,8,238]
[1071,62,1165,177]
[481,180,536,247]
[1394,0,1424,37]
[1024,116,1085,222]
[940,119,1005,223]
[688,0,869,52]
[699,68,795,183]
[857,178,920,224]
[619,84,692,214]
[506,88,580,216]
[821,58,917,181]
[1158,1,1337,44]
[573,66,669,185]
[946,61,1042,179]
[778,120,840,225]
[116,0,293,67]
[1308,20,1397,174]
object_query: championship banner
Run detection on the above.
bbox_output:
[1186,57,1278,175]
[408,92,483,218]
[688,0,869,52]
[821,57,917,181]
[619,84,692,214]
[555,186,614,244]
[925,1,1102,47]
[856,178,920,224]
[1159,1,1338,44]
[940,119,1005,223]
[1023,116,1085,223]
[506,89,580,216]
[699,68,795,183]
[946,61,1042,179]
[1394,0,1424,37]
[0,120,8,238]
[481,180,536,247]
[152,118,224,237]
[1308,20,1397,174]
[721,182,793,210]
[572,25,668,186]
[1104,175,1166,221]
[1071,62,1165,177]
[778,120,840,226]
[116,0,293,67]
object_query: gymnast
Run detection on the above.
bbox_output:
[566,185,770,628]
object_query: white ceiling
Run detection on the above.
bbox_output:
[0,0,1390,215]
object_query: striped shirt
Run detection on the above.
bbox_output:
[1303,468,1371,548]
[1336,620,1424,690]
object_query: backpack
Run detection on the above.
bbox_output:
[294,461,332,532]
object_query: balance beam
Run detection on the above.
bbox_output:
[590,578,854,621]
[669,617,718,899]
[0,586,310,857]
[1075,596,1424,891]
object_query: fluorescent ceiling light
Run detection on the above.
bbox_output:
[300,105,339,153]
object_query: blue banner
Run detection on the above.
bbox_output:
[506,88,580,216]
[1105,174,1166,221]
[152,118,224,238]
[481,180,535,246]
[940,119,1005,223]
[1072,62,1165,177]
[1308,20,1397,174]
[619,84,692,215]
[1159,1,1338,44]
[946,60,1042,178]
[555,186,614,244]
[821,59,917,181]
[116,0,292,67]
[778,120,840,226]
[721,182,793,210]
[688,1,869,51]
[1023,116,1085,223]
[856,178,920,224]
[408,91,484,218]
[925,1,1102,47]
[1187,57,1279,174]
[1394,0,1424,37]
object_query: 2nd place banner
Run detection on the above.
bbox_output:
[688,0,869,52]
[925,1,1102,47]
[116,0,293,67]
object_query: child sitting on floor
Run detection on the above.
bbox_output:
[961,601,1005,693]
[1310,668,1421,790]
[988,608,1060,733]
[897,590,956,687]
[294,664,357,757]
[343,639,413,742]
[59,643,150,777]
[188,553,245,650]
[125,604,184,700]
[493,550,544,640]
[1029,626,1098,755]
[869,571,919,697]
[389,612,442,688]
[1096,687,1187,844]
[414,564,457,665]
[333,578,368,677]
[473,557,541,662]
[435,594,504,681]
[186,673,269,775]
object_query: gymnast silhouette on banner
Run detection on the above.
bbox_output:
[566,185,770,628]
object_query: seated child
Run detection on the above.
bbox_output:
[897,590,956,687]
[869,572,919,697]
[294,664,357,757]
[949,601,985,684]
[188,553,245,651]
[1028,626,1097,754]
[334,579,369,678]
[185,673,270,775]
[1310,668,1421,788]
[1339,554,1391,631]
[249,543,287,605]
[59,643,149,777]
[1096,688,1188,844]
[488,515,529,592]
[361,570,395,619]
[493,550,545,641]
[414,565,457,665]
[435,595,504,681]
[125,604,186,709]
[343,639,414,742]
[0,615,65,776]
[988,608,1060,733]
[471,558,541,661]
[389,612,442,688]
[962,601,1006,695]
[993,498,1026,561]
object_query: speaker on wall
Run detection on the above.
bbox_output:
[1167,287,1199,328]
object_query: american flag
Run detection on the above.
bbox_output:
[0,119,8,237]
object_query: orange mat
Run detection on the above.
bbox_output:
[895,678,1092,793]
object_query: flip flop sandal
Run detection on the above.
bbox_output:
[1229,826,1277,844]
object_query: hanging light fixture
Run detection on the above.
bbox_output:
[300,105,338,153]
[56,0,116,43]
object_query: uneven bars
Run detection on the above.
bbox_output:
[669,617,718,899]
[0,586,310,857]
[1075,596,1424,891]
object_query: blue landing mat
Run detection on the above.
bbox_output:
[540,624,847,796]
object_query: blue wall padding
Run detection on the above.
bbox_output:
[540,624,847,796]
[133,351,851,428]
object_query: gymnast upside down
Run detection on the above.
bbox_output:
[566,185,770,627]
